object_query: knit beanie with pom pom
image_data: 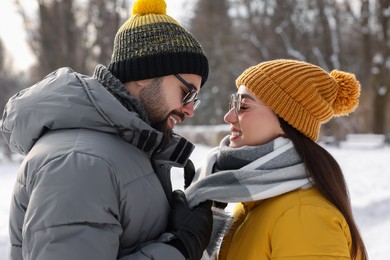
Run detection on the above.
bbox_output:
[236,59,360,141]
[108,0,208,85]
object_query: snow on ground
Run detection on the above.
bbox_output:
[1,141,390,259]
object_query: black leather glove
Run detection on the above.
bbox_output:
[167,190,213,260]
[184,159,196,190]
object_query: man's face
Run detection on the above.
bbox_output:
[139,74,202,135]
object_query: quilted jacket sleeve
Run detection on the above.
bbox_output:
[15,152,185,260]
[18,152,121,259]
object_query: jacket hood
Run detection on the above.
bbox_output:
[1,67,193,166]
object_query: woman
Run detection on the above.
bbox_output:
[185,59,368,259]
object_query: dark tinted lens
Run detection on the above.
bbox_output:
[182,90,198,105]
[193,99,201,110]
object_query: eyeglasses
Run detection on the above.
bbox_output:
[175,74,201,110]
[229,93,267,116]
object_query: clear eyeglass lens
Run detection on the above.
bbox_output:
[230,94,241,116]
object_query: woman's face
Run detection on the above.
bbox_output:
[224,86,284,148]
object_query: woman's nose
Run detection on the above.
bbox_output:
[224,107,237,123]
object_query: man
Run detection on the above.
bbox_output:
[1,0,212,259]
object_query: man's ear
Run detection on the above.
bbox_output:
[136,78,154,87]
[123,79,153,96]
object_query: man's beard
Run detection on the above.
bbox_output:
[152,117,173,146]
[152,110,185,146]
[139,78,185,146]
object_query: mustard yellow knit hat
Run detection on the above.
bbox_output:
[108,0,208,85]
[236,59,361,141]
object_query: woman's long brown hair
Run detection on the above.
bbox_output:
[278,117,368,260]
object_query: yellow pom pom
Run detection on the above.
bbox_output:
[132,0,167,15]
[330,70,360,116]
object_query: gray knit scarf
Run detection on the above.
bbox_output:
[185,136,311,256]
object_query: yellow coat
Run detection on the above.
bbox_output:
[219,187,356,260]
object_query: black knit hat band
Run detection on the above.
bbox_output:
[109,51,208,86]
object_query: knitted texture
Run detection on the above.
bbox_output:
[236,59,361,141]
[108,0,208,85]
[185,136,310,255]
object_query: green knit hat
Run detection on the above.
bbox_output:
[108,0,209,85]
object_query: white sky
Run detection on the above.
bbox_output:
[0,0,35,71]
[0,0,192,72]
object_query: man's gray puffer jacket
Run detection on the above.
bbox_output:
[1,66,195,260]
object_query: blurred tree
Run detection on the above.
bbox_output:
[83,0,129,72]
[344,0,390,135]
[198,0,359,138]
[189,0,389,137]
[232,0,345,70]
[187,0,240,125]
[369,0,390,135]
[11,0,390,136]
[0,38,23,160]
[14,0,128,82]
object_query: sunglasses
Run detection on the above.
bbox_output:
[175,74,201,110]
[229,93,267,116]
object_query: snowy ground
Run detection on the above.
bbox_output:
[1,141,390,259]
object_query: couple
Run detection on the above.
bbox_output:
[1,0,367,259]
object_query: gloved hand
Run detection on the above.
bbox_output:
[167,190,213,260]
